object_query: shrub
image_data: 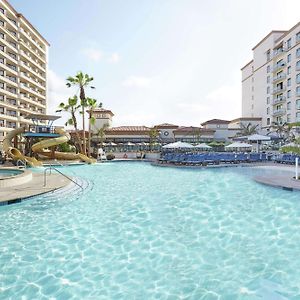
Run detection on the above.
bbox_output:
[280,146,300,154]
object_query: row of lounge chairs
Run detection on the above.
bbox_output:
[274,154,300,164]
[159,152,269,166]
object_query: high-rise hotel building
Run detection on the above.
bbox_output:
[242,22,300,128]
[0,0,49,143]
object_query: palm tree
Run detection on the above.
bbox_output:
[56,95,83,153]
[148,128,160,151]
[95,123,109,147]
[66,72,95,155]
[237,122,259,136]
[86,98,102,157]
[270,122,294,143]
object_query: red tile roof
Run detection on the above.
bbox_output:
[105,126,150,132]
[201,119,230,126]
[155,123,179,128]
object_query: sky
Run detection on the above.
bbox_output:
[9,0,300,128]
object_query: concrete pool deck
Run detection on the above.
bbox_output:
[0,172,71,204]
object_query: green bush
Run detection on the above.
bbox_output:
[280,146,300,154]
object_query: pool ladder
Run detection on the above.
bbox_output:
[43,165,83,190]
[16,159,27,168]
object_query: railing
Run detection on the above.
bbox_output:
[43,166,83,190]
[273,96,286,105]
[272,62,286,72]
[272,86,286,94]
[273,108,286,116]
[16,159,26,168]
[272,73,286,83]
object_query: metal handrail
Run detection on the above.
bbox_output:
[16,159,26,168]
[43,165,83,190]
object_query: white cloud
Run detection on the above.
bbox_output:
[47,69,76,127]
[122,76,151,88]
[83,48,103,62]
[108,52,120,64]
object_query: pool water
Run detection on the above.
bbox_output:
[1,162,300,299]
[0,169,22,178]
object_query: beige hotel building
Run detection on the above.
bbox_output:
[242,22,300,129]
[0,0,49,143]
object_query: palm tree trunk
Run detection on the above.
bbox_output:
[71,111,83,153]
[80,86,86,155]
[88,111,92,157]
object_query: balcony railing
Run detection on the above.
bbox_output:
[272,62,286,72]
[273,48,286,58]
[272,86,286,94]
[273,96,286,105]
[272,73,286,83]
[273,108,286,116]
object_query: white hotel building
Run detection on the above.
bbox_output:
[0,0,49,143]
[242,22,300,129]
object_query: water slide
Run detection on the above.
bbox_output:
[32,128,95,164]
[3,127,95,166]
[3,127,42,167]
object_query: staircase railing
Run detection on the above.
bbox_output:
[43,165,83,190]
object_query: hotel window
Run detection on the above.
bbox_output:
[297,32,300,42]
[297,73,300,84]
[266,50,271,61]
[0,95,3,101]
[287,90,291,98]
[0,8,5,14]
[0,20,4,27]
[297,99,300,109]
[0,70,4,76]
[0,82,3,89]
[287,101,291,110]
[297,86,300,96]
[287,38,292,49]
[288,78,291,86]
[0,33,4,40]
[297,48,300,58]
[297,61,300,70]
[297,112,300,121]
[267,65,270,73]
[267,76,270,83]
[287,54,292,63]
[267,107,269,115]
[288,66,291,74]
[267,118,270,125]
[267,97,270,104]
[267,86,270,94]
[287,114,291,123]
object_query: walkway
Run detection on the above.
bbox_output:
[0,173,70,204]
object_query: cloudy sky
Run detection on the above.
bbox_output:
[10,0,300,127]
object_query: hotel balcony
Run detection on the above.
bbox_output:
[272,61,286,73]
[273,48,286,59]
[272,73,286,83]
[272,86,286,94]
[273,108,286,116]
[273,96,286,105]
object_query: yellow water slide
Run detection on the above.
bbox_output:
[3,127,43,167]
[32,128,96,164]
[3,127,95,166]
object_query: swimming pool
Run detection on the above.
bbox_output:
[0,162,300,299]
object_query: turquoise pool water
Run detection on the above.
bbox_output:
[0,169,23,178]
[0,163,300,299]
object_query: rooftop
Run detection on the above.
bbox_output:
[106,126,151,132]
[201,119,230,126]
[25,114,61,121]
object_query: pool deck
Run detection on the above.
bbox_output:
[0,172,71,204]
[254,175,300,191]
